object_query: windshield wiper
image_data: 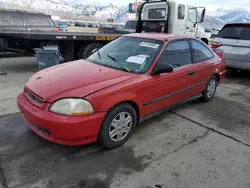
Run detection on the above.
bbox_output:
[107,54,131,72]
[96,50,104,66]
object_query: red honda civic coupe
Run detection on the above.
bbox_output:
[17,33,226,148]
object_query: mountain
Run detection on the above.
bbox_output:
[0,0,250,26]
[0,0,129,21]
[202,15,226,29]
[0,0,75,15]
[219,9,250,23]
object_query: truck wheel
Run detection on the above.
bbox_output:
[79,43,103,59]
[98,103,137,149]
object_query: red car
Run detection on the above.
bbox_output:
[17,33,226,148]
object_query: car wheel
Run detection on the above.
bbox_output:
[98,103,137,149]
[202,76,218,102]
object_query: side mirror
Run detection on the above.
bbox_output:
[151,63,173,76]
[211,34,216,38]
[200,8,206,23]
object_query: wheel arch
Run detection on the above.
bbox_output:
[213,73,220,83]
[108,100,140,123]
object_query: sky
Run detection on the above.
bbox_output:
[64,0,250,12]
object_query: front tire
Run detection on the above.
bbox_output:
[98,103,137,149]
[202,76,218,102]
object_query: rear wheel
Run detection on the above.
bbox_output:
[202,76,218,102]
[78,43,103,59]
[98,103,137,149]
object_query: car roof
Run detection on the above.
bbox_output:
[123,33,193,41]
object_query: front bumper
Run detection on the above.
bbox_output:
[17,93,106,146]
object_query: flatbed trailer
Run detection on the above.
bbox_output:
[0,30,123,61]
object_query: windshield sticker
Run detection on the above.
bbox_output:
[140,42,159,49]
[126,55,147,64]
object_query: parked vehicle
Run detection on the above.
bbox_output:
[55,21,68,31]
[0,0,209,61]
[0,9,57,32]
[213,23,250,71]
[17,33,226,148]
[135,0,209,44]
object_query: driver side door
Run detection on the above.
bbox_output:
[185,7,197,37]
[141,40,197,117]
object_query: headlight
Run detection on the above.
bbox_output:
[50,98,94,116]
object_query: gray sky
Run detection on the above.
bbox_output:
[64,0,250,12]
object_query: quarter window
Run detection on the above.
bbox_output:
[178,5,185,20]
[157,40,192,68]
[190,40,213,63]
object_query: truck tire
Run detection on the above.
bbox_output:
[79,43,103,59]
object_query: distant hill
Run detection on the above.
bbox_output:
[0,0,250,26]
[219,9,250,23]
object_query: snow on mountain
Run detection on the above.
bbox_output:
[0,0,129,21]
[0,0,250,26]
[219,9,250,23]
[0,0,75,14]
[202,15,226,29]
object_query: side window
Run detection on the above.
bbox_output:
[25,14,51,26]
[188,8,197,23]
[191,40,214,63]
[178,5,185,20]
[0,12,23,26]
[148,8,166,19]
[158,40,192,68]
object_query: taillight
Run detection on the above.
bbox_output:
[211,42,223,49]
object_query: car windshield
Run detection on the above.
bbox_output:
[217,24,250,40]
[87,36,163,74]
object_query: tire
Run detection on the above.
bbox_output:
[202,76,218,102]
[98,103,137,149]
[78,43,103,59]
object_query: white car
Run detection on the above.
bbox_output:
[213,23,250,71]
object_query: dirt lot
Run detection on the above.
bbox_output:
[0,57,250,188]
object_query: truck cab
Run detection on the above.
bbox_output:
[135,0,208,43]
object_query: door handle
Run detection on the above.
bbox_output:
[188,71,194,76]
[186,27,190,29]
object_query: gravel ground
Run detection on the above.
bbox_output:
[0,57,250,188]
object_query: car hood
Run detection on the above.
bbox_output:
[25,60,138,102]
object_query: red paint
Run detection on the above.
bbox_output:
[17,34,226,146]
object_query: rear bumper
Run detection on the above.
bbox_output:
[226,59,250,71]
[17,93,106,146]
[219,70,226,83]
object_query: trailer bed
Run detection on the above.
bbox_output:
[0,30,121,41]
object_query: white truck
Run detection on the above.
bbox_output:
[133,0,209,44]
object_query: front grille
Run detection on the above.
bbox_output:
[25,89,43,105]
[28,120,51,136]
